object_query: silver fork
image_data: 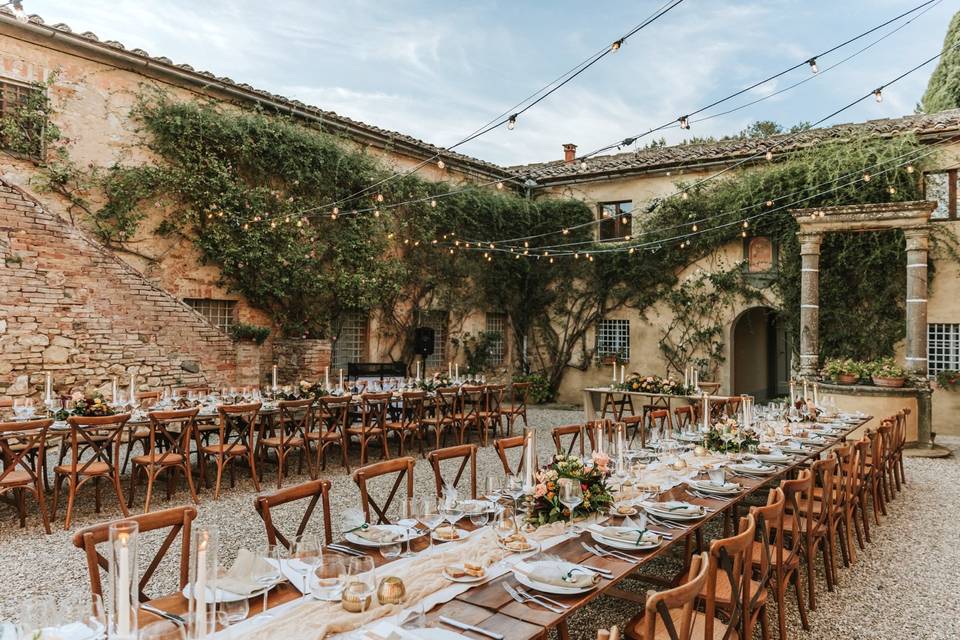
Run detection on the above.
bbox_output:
[327,543,363,556]
[581,541,638,564]
[502,582,565,613]
[514,585,570,610]
[644,513,687,531]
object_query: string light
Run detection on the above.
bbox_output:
[888,185,897,194]
[629,247,636,254]
[808,58,819,74]
[742,220,749,228]
[562,228,570,235]
[507,114,518,130]
[766,200,774,207]
[430,199,437,208]
[741,230,748,237]
[375,193,384,203]
[874,88,883,102]
[863,172,871,182]
[496,181,504,190]
[681,192,689,201]
[765,150,774,161]
[373,209,380,217]
[691,224,698,232]
[611,39,623,52]
[906,164,915,173]
[437,159,446,169]
[678,115,690,130]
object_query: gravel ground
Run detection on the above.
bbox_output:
[1,408,956,639]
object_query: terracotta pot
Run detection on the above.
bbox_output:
[872,376,905,388]
[835,373,859,385]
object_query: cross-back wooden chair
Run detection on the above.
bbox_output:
[709,398,729,421]
[784,458,836,611]
[0,418,52,533]
[493,435,537,476]
[421,387,459,449]
[646,409,673,443]
[347,392,391,465]
[427,444,477,499]
[352,456,415,525]
[751,487,800,640]
[119,391,163,474]
[260,398,313,488]
[552,424,591,458]
[624,551,709,640]
[72,505,197,602]
[128,408,200,514]
[875,421,895,506]
[456,385,486,445]
[199,402,261,499]
[726,397,743,418]
[254,479,333,548]
[307,395,351,472]
[852,436,873,547]
[480,384,505,441]
[385,391,427,457]
[814,443,859,568]
[864,428,887,522]
[701,513,756,640]
[673,405,694,431]
[893,408,909,489]
[775,473,811,634]
[503,382,530,435]
[54,414,132,529]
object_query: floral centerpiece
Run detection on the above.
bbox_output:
[617,374,691,395]
[54,391,116,420]
[702,417,758,453]
[527,454,615,526]
[275,380,325,400]
[417,372,451,392]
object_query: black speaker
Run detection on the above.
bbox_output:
[414,327,435,356]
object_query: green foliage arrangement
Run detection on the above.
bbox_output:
[920,10,960,113]
[864,356,906,380]
[512,373,552,404]
[821,358,865,382]
[455,330,500,373]
[229,322,271,345]
[0,78,60,159]
[936,370,960,390]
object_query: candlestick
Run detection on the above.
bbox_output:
[701,392,710,431]
[789,380,796,406]
[683,366,689,390]
[271,364,278,391]
[416,361,421,381]
[109,521,138,640]
[448,362,452,378]
[339,369,344,390]
[693,368,698,390]
[522,429,535,491]
[619,365,625,385]
[802,378,809,402]
[189,527,218,640]
[44,372,53,403]
[455,363,459,380]
[611,363,616,384]
[615,422,626,474]
[813,382,819,407]
[593,421,605,456]
[324,366,329,390]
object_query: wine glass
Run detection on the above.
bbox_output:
[290,534,322,588]
[346,555,376,613]
[494,505,517,543]
[256,544,284,619]
[416,495,444,551]
[309,555,346,601]
[381,541,402,559]
[18,594,57,638]
[469,510,489,528]
[441,499,464,532]
[219,597,249,625]
[483,475,502,504]
[397,497,418,558]
[558,478,584,523]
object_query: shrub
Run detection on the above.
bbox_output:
[230,322,271,345]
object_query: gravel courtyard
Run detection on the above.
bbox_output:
[1,407,957,639]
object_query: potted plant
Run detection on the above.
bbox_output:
[821,358,861,385]
[868,357,906,388]
[936,370,960,391]
[229,323,271,345]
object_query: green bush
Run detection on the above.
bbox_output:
[229,322,271,345]
[513,372,552,404]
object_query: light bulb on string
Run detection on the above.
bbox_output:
[430,199,437,208]
[863,172,871,182]
[437,159,445,170]
[465,242,471,248]
[678,115,690,130]
[450,248,455,254]
[691,224,698,232]
[741,230,748,237]
[387,232,395,239]
[742,220,749,228]
[489,243,495,249]
[766,200,774,208]
[375,193,384,203]
[549,257,554,264]
[574,252,580,259]
[374,209,380,217]
[888,185,897,195]
[906,164,915,174]
[808,58,818,74]
[454,240,461,246]
[765,150,774,161]
[243,223,249,230]
[507,114,518,130]
[524,241,529,248]
[611,39,623,52]
[629,247,635,254]
[515,254,521,259]
[562,228,570,235]
[681,192,689,201]
[270,221,277,229]
[253,215,261,222]
[496,181,504,190]
[873,88,883,103]
[414,240,421,246]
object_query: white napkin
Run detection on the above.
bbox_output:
[642,500,701,516]
[514,560,598,588]
[215,548,276,596]
[42,623,95,640]
[364,621,428,640]
[355,526,403,543]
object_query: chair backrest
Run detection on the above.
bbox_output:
[493,435,534,475]
[216,402,261,452]
[433,387,461,417]
[810,457,837,531]
[648,409,672,435]
[832,443,858,507]
[278,398,314,444]
[427,444,477,499]
[352,457,415,524]
[399,391,427,427]
[552,424,590,458]
[508,382,530,413]
[361,392,392,429]
[643,551,709,640]
[726,397,743,416]
[146,408,198,458]
[703,513,756,640]
[460,385,484,420]
[0,418,51,486]
[317,395,351,433]
[254,479,333,547]
[484,384,505,414]
[780,469,812,571]
[72,506,197,601]
[64,414,131,472]
[854,436,871,494]
[748,487,784,613]
[673,406,694,430]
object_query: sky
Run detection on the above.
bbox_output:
[23,0,958,167]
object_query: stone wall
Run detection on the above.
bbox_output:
[0,180,237,398]
[272,338,333,386]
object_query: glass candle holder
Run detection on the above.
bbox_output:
[188,527,219,640]
[108,521,138,640]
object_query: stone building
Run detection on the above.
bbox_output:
[1,10,959,438]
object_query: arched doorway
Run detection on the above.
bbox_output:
[731,307,789,402]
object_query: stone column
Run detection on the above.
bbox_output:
[904,228,929,376]
[798,232,822,378]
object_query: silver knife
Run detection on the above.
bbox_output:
[140,604,185,626]
[439,616,505,639]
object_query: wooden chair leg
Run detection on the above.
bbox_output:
[792,570,810,631]
[112,472,129,518]
[183,462,200,505]
[248,450,261,493]
[143,469,156,514]
[34,482,52,535]
[214,459,225,500]
[805,542,817,610]
[63,478,78,530]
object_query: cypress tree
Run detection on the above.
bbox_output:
[921,10,960,113]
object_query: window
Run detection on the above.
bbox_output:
[417,310,448,372]
[928,323,960,375]
[924,170,957,220]
[596,319,630,362]
[332,312,369,370]
[183,298,236,332]
[0,79,46,159]
[485,312,507,366]
[598,201,633,241]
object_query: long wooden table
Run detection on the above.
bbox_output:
[581,386,729,422]
[140,416,871,639]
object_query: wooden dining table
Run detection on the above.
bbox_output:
[138,415,872,640]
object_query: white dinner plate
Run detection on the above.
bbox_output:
[345,524,414,547]
[729,463,778,476]
[643,503,706,521]
[432,527,470,542]
[513,562,598,595]
[442,564,488,583]
[182,582,270,603]
[460,499,499,514]
[687,479,742,494]
[676,432,703,442]
[589,528,662,551]
[751,453,792,464]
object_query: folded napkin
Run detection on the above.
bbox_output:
[588,523,658,546]
[642,501,701,516]
[355,526,403,543]
[38,623,94,640]
[363,622,428,640]
[214,548,276,596]
[514,560,599,588]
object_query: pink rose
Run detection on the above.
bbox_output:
[71,391,84,401]
[534,483,547,498]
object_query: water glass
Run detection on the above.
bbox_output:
[220,598,249,624]
[381,541,401,559]
[18,594,57,638]
[290,534,322,582]
[139,620,186,640]
[483,475,502,503]
[469,510,490,528]
[346,555,376,612]
[309,555,346,601]
[256,544,284,618]
[416,496,443,551]
[558,478,583,522]
[397,497,418,558]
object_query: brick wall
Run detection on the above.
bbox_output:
[0,179,237,398]
[272,338,332,386]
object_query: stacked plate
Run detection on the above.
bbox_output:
[687,479,742,495]
[513,560,600,595]
[588,524,662,551]
[345,524,414,547]
[751,452,792,465]
[729,461,777,476]
[642,501,706,521]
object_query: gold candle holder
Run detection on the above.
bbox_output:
[341,582,372,613]
[376,576,406,605]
